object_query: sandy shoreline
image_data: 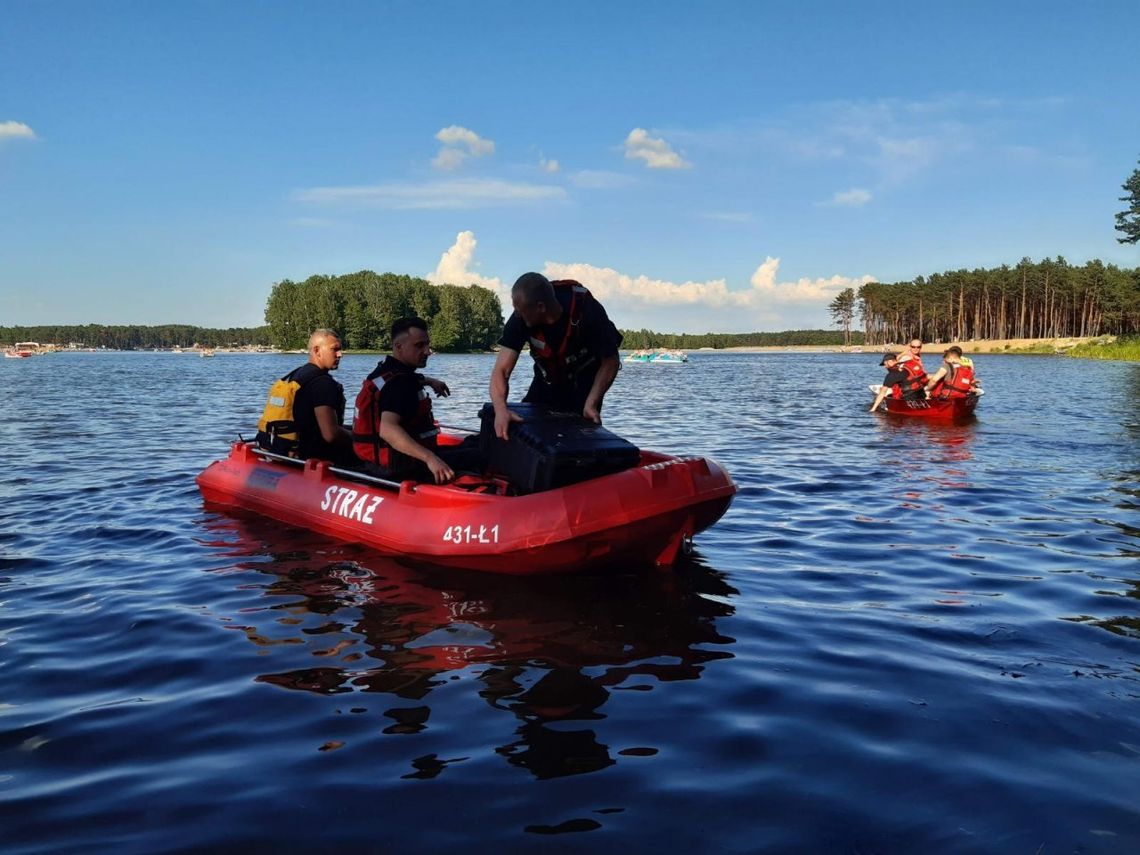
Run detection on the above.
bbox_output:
[715,336,1103,354]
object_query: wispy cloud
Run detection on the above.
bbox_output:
[569,169,635,189]
[823,188,872,207]
[699,211,754,223]
[289,216,338,228]
[623,128,690,169]
[294,177,565,210]
[539,155,560,173]
[432,125,495,171]
[667,94,1073,191]
[0,120,36,140]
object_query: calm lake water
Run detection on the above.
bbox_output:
[2,350,1138,853]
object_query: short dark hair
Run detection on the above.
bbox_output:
[391,316,428,341]
[512,272,555,306]
[947,345,963,356]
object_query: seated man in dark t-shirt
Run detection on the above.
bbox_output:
[489,272,623,440]
[869,352,924,411]
[352,317,481,484]
[280,329,356,465]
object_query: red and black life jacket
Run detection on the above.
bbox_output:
[527,280,596,386]
[899,358,928,396]
[351,365,439,467]
[935,363,975,399]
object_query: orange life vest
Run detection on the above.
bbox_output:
[899,359,928,396]
[935,363,975,399]
[351,365,439,467]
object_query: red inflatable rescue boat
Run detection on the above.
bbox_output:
[196,435,736,575]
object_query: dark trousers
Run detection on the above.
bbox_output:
[365,436,484,483]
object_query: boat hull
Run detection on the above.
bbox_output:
[196,441,736,575]
[883,394,979,420]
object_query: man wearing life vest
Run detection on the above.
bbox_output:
[869,352,921,411]
[352,317,477,484]
[925,346,979,399]
[490,272,623,440]
[257,328,355,465]
[896,337,929,398]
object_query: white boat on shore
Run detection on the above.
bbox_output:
[4,341,41,358]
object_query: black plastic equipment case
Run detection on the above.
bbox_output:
[478,403,641,494]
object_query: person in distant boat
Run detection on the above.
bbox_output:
[870,352,925,411]
[489,272,623,440]
[352,316,481,484]
[896,337,929,396]
[925,346,979,399]
[256,328,356,466]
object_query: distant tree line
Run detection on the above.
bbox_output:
[264,271,503,352]
[10,255,1137,353]
[620,328,862,349]
[857,257,1139,345]
[0,324,271,349]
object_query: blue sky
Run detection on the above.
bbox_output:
[2,0,1138,333]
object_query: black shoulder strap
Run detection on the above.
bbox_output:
[285,363,321,385]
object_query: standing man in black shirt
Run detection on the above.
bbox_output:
[489,272,622,440]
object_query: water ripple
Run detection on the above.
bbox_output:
[1,352,1138,852]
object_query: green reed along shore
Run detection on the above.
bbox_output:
[1068,336,1140,360]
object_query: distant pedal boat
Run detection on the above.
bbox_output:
[624,349,689,364]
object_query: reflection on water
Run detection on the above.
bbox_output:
[201,513,737,780]
[872,418,978,495]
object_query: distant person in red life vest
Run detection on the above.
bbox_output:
[870,351,921,411]
[926,346,979,399]
[352,317,481,484]
[489,272,623,440]
[896,337,929,396]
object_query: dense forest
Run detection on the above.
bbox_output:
[0,324,270,349]
[854,257,1139,345]
[264,271,503,351]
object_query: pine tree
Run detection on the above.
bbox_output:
[1116,158,1140,245]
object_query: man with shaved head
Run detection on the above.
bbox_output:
[489,272,623,440]
[257,328,355,465]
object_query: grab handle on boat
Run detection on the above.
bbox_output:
[243,442,408,492]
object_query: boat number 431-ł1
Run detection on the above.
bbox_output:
[443,524,500,544]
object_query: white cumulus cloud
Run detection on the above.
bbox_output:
[0,120,36,140]
[432,125,495,170]
[543,257,872,311]
[422,232,875,333]
[623,128,690,169]
[428,230,504,292]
